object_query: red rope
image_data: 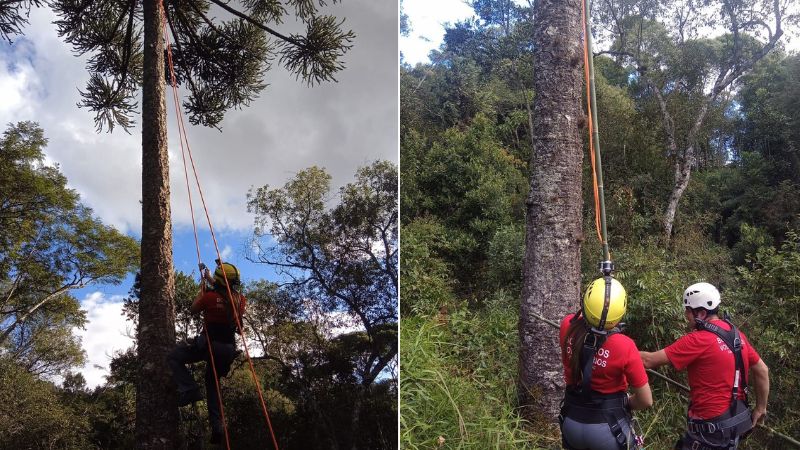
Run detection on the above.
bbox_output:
[158,2,280,448]
[159,5,233,449]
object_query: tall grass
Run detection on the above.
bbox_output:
[400,294,558,449]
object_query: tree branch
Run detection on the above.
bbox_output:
[206,0,304,48]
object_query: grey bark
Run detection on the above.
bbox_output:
[519,0,585,422]
[135,0,178,447]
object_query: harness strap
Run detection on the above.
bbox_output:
[688,407,751,434]
[695,319,749,417]
[565,322,628,449]
[579,327,619,398]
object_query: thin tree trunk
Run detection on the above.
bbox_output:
[519,0,584,422]
[135,0,178,447]
[656,83,709,243]
[663,148,695,241]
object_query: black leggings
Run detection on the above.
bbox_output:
[168,334,236,434]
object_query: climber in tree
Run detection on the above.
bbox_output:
[168,261,246,445]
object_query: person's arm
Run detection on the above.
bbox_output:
[190,292,205,314]
[750,359,769,426]
[628,383,653,410]
[640,349,669,369]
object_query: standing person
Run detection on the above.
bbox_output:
[559,277,653,450]
[640,282,770,450]
[168,261,247,445]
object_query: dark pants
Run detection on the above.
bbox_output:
[168,334,236,434]
[562,417,635,450]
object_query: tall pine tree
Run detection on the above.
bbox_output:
[48,1,354,447]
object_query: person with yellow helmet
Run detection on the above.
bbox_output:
[168,260,247,445]
[559,277,653,450]
[639,282,769,450]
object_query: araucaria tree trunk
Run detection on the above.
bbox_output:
[519,0,585,422]
[136,0,178,447]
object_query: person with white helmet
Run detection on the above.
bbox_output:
[640,282,770,450]
[168,260,247,445]
[559,277,653,450]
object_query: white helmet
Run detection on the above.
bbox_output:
[683,282,721,310]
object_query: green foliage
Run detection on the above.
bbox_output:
[401,293,557,449]
[400,218,455,317]
[0,122,138,375]
[485,223,524,291]
[49,0,355,131]
[728,228,800,440]
[401,114,527,294]
[0,358,91,449]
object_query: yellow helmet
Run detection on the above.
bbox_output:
[582,277,627,330]
[214,262,240,287]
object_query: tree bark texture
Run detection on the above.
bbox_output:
[135,0,178,447]
[519,0,585,422]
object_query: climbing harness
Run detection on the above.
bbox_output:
[158,2,280,448]
[559,316,638,449]
[678,317,753,449]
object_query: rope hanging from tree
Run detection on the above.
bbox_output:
[158,2,280,448]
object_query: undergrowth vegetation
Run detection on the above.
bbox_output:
[401,293,558,449]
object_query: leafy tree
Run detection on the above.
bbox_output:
[0,0,42,40]
[41,1,356,445]
[0,122,138,376]
[594,0,796,241]
[518,0,585,422]
[401,115,528,294]
[247,161,398,445]
[717,53,800,246]
[401,4,535,157]
[0,357,92,449]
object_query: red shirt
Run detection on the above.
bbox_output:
[665,320,760,419]
[560,314,648,394]
[195,290,247,328]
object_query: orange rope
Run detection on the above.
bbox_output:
[159,5,233,449]
[158,3,280,448]
[581,0,603,244]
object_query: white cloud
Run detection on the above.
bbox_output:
[401,0,475,65]
[2,1,397,236]
[0,40,41,124]
[73,292,135,389]
[219,245,233,261]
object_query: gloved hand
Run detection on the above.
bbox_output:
[198,262,207,272]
